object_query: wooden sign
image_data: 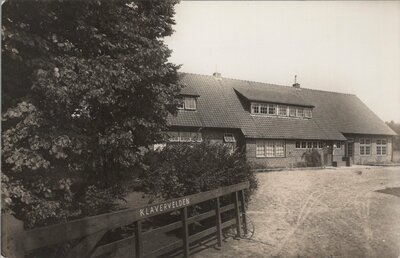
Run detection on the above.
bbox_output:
[139,197,190,217]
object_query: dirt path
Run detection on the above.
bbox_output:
[193,166,400,258]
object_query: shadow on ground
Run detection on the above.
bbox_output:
[376,187,400,197]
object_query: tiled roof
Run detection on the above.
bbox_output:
[167,73,396,139]
[234,84,314,107]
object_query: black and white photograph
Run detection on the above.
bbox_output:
[1,1,400,257]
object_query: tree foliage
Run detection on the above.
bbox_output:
[141,143,258,201]
[1,0,181,228]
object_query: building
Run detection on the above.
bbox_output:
[166,72,397,167]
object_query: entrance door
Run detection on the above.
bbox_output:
[323,144,333,166]
[346,141,354,166]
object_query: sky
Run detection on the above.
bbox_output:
[165,1,400,123]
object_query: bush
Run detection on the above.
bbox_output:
[140,143,258,201]
[301,149,322,167]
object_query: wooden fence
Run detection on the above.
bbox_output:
[1,181,250,258]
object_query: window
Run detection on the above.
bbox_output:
[278,105,288,116]
[268,104,276,115]
[335,142,341,149]
[275,141,285,157]
[265,141,274,157]
[318,141,323,148]
[312,141,318,148]
[289,106,296,117]
[177,97,197,110]
[167,131,202,143]
[297,108,304,117]
[301,141,307,149]
[180,132,192,142]
[307,141,312,148]
[168,131,180,142]
[359,138,371,156]
[190,132,202,142]
[224,133,236,143]
[177,99,184,109]
[255,140,285,157]
[251,102,312,119]
[184,97,196,110]
[304,108,312,118]
[295,141,301,148]
[251,103,277,115]
[252,103,260,114]
[260,104,268,114]
[376,139,387,155]
[256,141,265,157]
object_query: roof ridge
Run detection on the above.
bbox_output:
[179,72,355,96]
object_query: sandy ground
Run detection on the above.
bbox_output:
[193,166,400,258]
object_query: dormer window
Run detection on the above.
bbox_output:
[278,105,288,116]
[224,133,236,143]
[177,97,197,110]
[304,108,312,118]
[251,102,312,119]
[296,108,304,117]
[251,103,276,115]
[289,106,296,117]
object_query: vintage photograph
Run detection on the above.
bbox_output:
[1,1,399,257]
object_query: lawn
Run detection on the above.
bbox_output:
[193,166,400,258]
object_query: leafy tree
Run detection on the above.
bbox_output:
[1,0,181,228]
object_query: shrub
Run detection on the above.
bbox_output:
[141,143,258,201]
[301,149,322,167]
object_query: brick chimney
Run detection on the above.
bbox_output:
[293,75,300,88]
[213,72,221,78]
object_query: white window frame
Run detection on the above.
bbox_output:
[167,131,202,143]
[275,140,285,157]
[251,103,312,120]
[289,106,296,117]
[376,139,387,156]
[256,140,265,157]
[256,140,285,157]
[359,138,371,156]
[268,104,276,115]
[296,108,304,118]
[177,97,197,110]
[224,133,236,143]
[304,108,312,118]
[184,97,197,110]
[278,105,288,116]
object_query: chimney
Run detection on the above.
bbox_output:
[213,72,221,78]
[293,75,300,88]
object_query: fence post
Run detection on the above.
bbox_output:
[181,207,190,257]
[215,197,222,247]
[135,220,143,258]
[240,189,248,235]
[234,191,242,238]
[1,214,25,258]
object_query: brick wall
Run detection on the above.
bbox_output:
[246,139,332,168]
[348,136,393,164]
[393,150,400,163]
